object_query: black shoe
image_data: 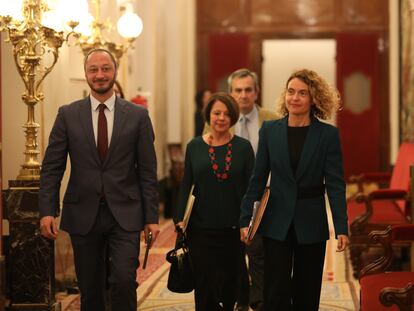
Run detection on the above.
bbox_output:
[234,303,249,311]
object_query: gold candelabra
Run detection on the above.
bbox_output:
[0,0,142,180]
[74,0,143,64]
[0,0,75,180]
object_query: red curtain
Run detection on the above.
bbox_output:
[208,33,249,91]
[336,33,380,179]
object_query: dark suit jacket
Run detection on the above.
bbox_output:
[39,96,159,235]
[240,116,348,244]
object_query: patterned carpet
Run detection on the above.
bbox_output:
[58,219,177,310]
[138,264,358,311]
[137,237,360,311]
[59,219,360,311]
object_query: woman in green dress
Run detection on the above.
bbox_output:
[175,92,255,311]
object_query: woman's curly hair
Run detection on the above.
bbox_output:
[275,69,341,120]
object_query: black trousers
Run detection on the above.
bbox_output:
[237,235,264,307]
[237,243,250,306]
[262,227,326,311]
[70,201,140,311]
[247,235,265,305]
[187,228,240,311]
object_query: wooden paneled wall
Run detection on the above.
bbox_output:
[196,0,390,170]
[197,0,388,87]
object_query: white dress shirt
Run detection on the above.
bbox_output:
[90,93,115,147]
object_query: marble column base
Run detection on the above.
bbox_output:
[4,180,60,311]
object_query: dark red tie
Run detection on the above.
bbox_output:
[97,103,108,162]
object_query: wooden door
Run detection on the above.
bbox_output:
[208,33,249,91]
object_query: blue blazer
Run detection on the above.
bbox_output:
[240,116,348,244]
[39,97,159,235]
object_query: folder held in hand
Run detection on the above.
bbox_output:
[182,185,195,233]
[247,187,270,243]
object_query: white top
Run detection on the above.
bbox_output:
[90,93,115,147]
[235,105,259,155]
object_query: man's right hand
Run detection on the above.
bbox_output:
[40,216,58,240]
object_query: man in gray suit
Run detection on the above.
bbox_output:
[39,48,159,311]
[229,69,277,311]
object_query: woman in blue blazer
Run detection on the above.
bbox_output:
[240,69,349,311]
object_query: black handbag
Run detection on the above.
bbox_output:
[166,228,194,293]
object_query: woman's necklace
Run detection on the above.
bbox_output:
[207,134,233,181]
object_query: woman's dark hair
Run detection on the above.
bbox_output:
[204,92,239,127]
[195,89,209,111]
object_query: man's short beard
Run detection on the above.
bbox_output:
[88,78,116,95]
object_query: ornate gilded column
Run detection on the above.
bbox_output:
[0,0,143,308]
[0,1,70,309]
[0,1,65,180]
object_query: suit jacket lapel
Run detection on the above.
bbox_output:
[79,97,101,164]
[295,118,322,181]
[105,98,127,165]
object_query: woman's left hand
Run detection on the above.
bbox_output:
[240,227,249,243]
[336,234,349,252]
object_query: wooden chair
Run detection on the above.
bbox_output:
[347,143,414,277]
[359,224,414,311]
